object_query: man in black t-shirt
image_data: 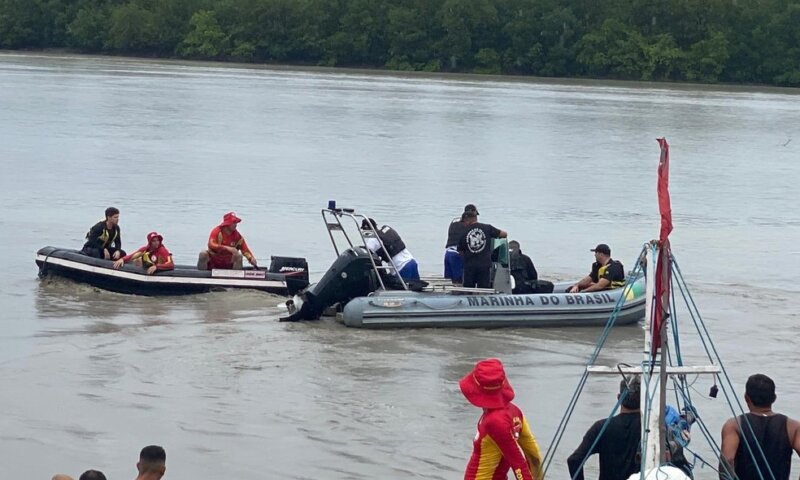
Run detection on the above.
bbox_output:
[568,377,642,480]
[444,204,479,284]
[568,243,625,293]
[457,210,507,289]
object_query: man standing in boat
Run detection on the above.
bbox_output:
[719,373,800,480]
[567,244,625,293]
[568,376,642,480]
[361,218,420,281]
[113,231,174,274]
[461,358,543,480]
[444,204,479,285]
[198,212,258,270]
[457,210,507,289]
[82,206,125,260]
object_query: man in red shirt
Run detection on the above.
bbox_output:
[197,212,258,270]
[113,231,174,275]
[460,358,543,480]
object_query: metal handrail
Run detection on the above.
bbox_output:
[320,208,409,291]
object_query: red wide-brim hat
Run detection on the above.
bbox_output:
[459,358,515,409]
[219,212,242,227]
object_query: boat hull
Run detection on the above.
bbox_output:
[36,246,308,296]
[340,280,646,328]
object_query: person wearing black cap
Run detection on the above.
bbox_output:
[457,210,507,289]
[444,204,479,285]
[567,243,625,293]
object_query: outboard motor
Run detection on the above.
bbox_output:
[280,247,380,321]
[269,255,310,294]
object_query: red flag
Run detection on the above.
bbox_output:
[652,138,673,356]
[657,138,673,243]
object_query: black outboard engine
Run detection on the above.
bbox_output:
[269,256,310,294]
[280,247,379,321]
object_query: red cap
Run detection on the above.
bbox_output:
[219,212,242,227]
[459,358,515,409]
[146,231,163,243]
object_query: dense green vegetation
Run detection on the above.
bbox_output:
[1,0,799,85]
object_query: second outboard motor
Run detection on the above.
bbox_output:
[269,255,310,295]
[280,247,379,321]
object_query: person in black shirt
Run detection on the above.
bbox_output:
[81,206,125,260]
[568,377,642,480]
[457,210,506,289]
[719,374,800,480]
[568,243,625,293]
[444,204,479,285]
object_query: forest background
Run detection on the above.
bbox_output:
[1,0,799,86]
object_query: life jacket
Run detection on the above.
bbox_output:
[87,222,118,249]
[141,247,170,267]
[599,259,626,289]
[376,225,406,261]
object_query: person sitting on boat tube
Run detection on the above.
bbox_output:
[81,206,126,260]
[113,231,174,274]
[567,243,625,293]
[444,204,479,285]
[461,358,543,480]
[360,218,420,281]
[197,212,258,270]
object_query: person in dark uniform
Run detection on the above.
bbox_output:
[444,204,479,285]
[509,240,538,294]
[457,210,506,289]
[719,374,800,480]
[568,243,625,293]
[568,377,642,480]
[81,207,125,260]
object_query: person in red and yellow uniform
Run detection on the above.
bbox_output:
[197,212,258,270]
[113,231,174,275]
[460,358,544,480]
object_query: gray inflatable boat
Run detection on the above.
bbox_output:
[281,208,646,328]
[340,279,645,328]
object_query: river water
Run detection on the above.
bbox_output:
[0,52,798,479]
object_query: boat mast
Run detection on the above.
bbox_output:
[641,243,662,471]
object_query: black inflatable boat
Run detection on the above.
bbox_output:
[36,246,309,296]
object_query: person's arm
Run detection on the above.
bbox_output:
[788,418,800,479]
[582,277,611,292]
[238,237,257,267]
[567,421,600,480]
[518,417,544,480]
[155,252,174,271]
[568,275,592,293]
[719,418,740,479]
[114,246,145,269]
[484,415,534,480]
[498,229,508,238]
[457,234,466,254]
[114,226,122,250]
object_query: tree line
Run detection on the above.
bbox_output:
[1,0,799,86]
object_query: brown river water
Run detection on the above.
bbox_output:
[0,52,799,479]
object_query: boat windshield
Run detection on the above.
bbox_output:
[492,238,509,268]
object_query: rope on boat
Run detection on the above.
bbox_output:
[544,246,776,480]
[542,244,648,476]
[671,257,776,480]
[38,248,66,279]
